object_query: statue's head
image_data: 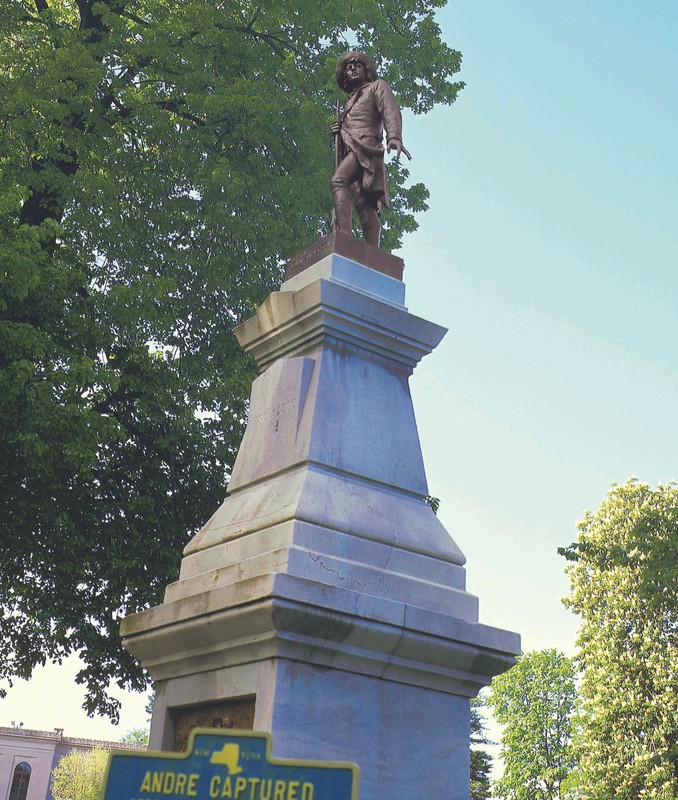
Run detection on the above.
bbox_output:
[336,51,378,93]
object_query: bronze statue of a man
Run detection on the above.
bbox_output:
[330,51,411,248]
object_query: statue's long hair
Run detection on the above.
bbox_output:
[336,51,378,93]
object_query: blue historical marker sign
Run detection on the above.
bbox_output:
[104,729,359,800]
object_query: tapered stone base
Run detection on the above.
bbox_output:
[120,245,520,799]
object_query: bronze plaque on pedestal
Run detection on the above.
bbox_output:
[171,697,256,752]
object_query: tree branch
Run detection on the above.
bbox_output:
[214,21,297,57]
[116,8,150,26]
[154,100,205,127]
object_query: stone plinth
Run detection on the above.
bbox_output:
[120,245,520,800]
[284,231,404,281]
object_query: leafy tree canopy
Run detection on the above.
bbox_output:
[487,650,579,800]
[561,479,678,800]
[51,747,109,800]
[120,727,149,747]
[0,0,463,719]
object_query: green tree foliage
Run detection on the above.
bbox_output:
[0,0,463,719]
[561,479,678,800]
[120,727,149,747]
[488,650,579,800]
[51,747,109,800]
[470,696,493,800]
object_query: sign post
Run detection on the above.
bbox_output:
[104,729,359,800]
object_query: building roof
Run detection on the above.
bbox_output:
[0,726,143,749]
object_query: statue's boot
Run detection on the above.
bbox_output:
[331,187,353,237]
[354,193,381,247]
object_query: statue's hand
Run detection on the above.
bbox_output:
[331,120,342,136]
[387,140,412,161]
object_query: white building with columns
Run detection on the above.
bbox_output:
[0,726,139,800]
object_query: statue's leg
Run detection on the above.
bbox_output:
[330,152,362,237]
[352,188,381,247]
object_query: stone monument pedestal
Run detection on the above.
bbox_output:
[120,239,520,799]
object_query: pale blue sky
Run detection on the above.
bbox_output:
[404,0,678,655]
[2,0,676,740]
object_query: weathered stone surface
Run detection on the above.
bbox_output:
[269,663,469,800]
[120,245,520,800]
